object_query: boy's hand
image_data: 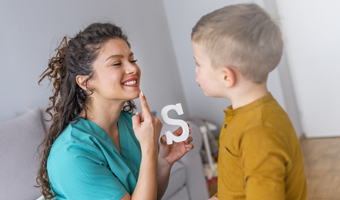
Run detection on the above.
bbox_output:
[158,125,194,166]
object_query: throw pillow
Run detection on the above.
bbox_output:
[0,107,45,199]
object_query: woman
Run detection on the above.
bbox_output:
[37,23,193,200]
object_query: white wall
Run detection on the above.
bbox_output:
[162,0,291,136]
[0,0,312,139]
[0,0,188,122]
[263,0,304,138]
[275,0,340,138]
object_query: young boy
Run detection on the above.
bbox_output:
[191,3,307,200]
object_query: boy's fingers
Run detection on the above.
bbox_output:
[139,91,152,120]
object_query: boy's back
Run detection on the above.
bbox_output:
[191,4,307,199]
[218,92,307,199]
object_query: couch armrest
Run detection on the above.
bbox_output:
[178,121,209,200]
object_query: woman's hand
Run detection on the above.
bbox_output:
[158,125,194,167]
[129,91,161,200]
[207,197,218,200]
[132,91,162,151]
[156,125,194,199]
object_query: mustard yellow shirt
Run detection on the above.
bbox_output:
[214,93,307,200]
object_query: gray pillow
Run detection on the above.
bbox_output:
[0,107,45,199]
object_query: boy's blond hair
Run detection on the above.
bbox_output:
[192,3,283,83]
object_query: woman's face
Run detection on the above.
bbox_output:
[89,39,141,103]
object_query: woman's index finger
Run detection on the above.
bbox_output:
[139,91,152,119]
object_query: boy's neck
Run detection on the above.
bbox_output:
[229,81,269,110]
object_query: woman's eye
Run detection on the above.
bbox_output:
[112,63,121,66]
[130,59,137,63]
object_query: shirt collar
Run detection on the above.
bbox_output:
[223,92,274,116]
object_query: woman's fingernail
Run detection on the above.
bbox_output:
[140,91,144,97]
[136,112,139,115]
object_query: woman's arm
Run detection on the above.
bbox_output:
[121,143,158,200]
[156,127,194,200]
[120,144,158,200]
[156,155,172,200]
[122,91,162,200]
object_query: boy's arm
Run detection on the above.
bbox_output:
[241,126,287,200]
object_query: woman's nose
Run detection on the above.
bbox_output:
[125,63,139,74]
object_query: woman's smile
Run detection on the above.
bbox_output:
[122,77,138,87]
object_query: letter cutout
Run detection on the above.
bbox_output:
[161,103,189,145]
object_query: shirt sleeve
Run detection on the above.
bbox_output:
[48,142,127,200]
[240,125,288,200]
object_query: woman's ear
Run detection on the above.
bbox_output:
[76,75,92,91]
[221,67,236,88]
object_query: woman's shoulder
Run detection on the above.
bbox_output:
[49,119,102,157]
[47,124,107,178]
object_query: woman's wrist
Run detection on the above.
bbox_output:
[141,144,158,157]
[157,154,173,169]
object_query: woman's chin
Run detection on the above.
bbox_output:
[131,89,141,99]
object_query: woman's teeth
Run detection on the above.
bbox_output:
[123,80,137,85]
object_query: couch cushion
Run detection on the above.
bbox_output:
[0,107,45,199]
[162,161,187,200]
[166,185,190,200]
[176,122,210,200]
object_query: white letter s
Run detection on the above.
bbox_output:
[161,103,189,145]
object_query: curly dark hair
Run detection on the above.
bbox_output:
[36,22,137,199]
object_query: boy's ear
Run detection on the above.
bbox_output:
[221,67,236,88]
[76,75,92,91]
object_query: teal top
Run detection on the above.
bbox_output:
[47,111,141,200]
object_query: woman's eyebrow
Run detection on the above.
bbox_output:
[105,55,123,62]
[105,52,134,62]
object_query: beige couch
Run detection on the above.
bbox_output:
[0,107,209,200]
